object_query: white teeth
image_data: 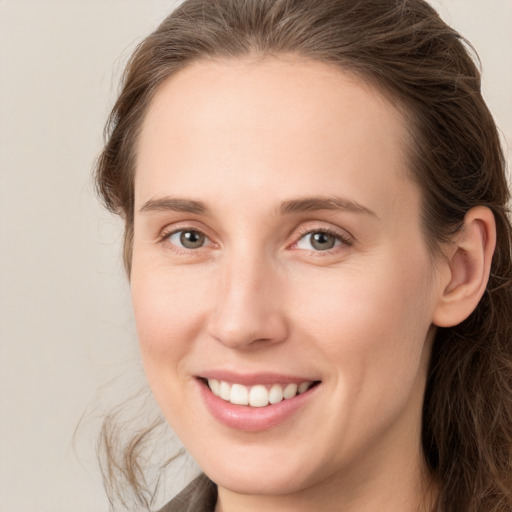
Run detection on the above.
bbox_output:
[209,379,220,396]
[219,381,231,401]
[230,384,249,405]
[207,379,314,407]
[269,384,284,404]
[298,382,311,394]
[283,383,298,399]
[249,385,269,407]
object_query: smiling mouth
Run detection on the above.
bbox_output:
[204,378,320,407]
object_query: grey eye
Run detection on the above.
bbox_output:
[297,231,340,251]
[169,230,206,249]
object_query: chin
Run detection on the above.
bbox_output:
[199,451,325,497]
[211,470,306,496]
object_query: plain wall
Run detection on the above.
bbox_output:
[0,1,510,511]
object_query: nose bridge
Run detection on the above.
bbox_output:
[208,244,288,349]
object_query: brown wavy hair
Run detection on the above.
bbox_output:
[95,0,512,510]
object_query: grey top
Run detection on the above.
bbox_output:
[158,474,217,512]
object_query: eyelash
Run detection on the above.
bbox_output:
[291,226,353,254]
[158,225,353,254]
[158,226,214,255]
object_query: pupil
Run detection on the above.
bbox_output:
[311,232,335,250]
[180,231,204,248]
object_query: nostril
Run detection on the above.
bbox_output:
[208,311,289,350]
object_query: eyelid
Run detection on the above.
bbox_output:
[156,221,353,253]
[158,223,216,251]
[289,224,354,251]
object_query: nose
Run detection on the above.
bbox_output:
[207,253,289,350]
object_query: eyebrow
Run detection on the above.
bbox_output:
[139,197,208,214]
[138,195,377,218]
[278,196,377,217]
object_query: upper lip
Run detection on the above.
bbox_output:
[197,370,320,386]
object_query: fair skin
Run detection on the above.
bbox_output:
[130,57,495,512]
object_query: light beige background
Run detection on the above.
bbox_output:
[0,1,510,511]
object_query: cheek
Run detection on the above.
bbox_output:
[289,251,435,393]
[130,265,217,429]
[130,265,212,366]
[294,259,431,341]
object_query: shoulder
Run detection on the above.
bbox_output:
[158,474,217,512]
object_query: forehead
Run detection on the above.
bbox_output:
[135,56,417,220]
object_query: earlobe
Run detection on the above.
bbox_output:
[432,206,496,328]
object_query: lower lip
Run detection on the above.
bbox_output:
[197,379,319,432]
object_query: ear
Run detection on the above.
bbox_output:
[432,206,496,328]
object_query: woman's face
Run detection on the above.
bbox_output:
[131,58,443,501]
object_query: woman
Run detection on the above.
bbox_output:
[95,0,512,511]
